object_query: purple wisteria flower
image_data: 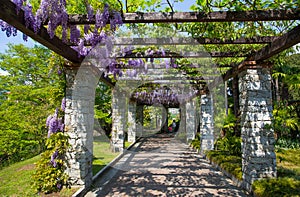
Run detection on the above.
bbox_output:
[50,150,59,167]
[61,97,66,111]
[12,0,24,14]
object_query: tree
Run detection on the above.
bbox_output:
[0,44,64,167]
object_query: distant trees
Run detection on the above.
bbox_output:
[0,44,64,168]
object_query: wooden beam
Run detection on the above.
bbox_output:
[250,24,300,61]
[114,51,246,58]
[67,36,279,46]
[68,9,300,24]
[0,0,82,64]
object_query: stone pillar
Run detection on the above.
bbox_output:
[200,94,214,154]
[179,103,186,133]
[136,104,144,138]
[161,107,168,132]
[239,66,276,191]
[186,98,197,142]
[127,101,136,142]
[64,64,100,187]
[111,89,126,152]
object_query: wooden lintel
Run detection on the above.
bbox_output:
[0,0,82,64]
[67,36,279,46]
[68,9,300,24]
[114,51,246,58]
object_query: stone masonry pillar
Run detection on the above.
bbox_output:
[127,101,136,142]
[200,94,214,154]
[179,103,186,139]
[186,98,197,142]
[64,64,100,187]
[239,65,276,191]
[136,104,144,138]
[111,88,126,152]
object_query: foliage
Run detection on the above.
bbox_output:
[206,150,242,180]
[0,44,63,168]
[253,148,300,197]
[252,178,300,197]
[215,109,241,156]
[275,137,300,149]
[215,136,241,156]
[190,133,201,151]
[94,81,112,137]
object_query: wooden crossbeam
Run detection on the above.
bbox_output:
[0,0,82,64]
[68,9,300,24]
[67,36,279,46]
[114,51,246,58]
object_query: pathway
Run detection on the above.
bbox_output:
[86,133,248,196]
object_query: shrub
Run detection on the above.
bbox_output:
[190,133,201,151]
[206,150,242,180]
[275,137,300,149]
[215,136,241,156]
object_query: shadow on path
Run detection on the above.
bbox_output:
[86,133,248,197]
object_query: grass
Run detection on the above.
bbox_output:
[0,136,120,196]
[92,136,119,175]
[0,155,40,196]
[206,148,300,197]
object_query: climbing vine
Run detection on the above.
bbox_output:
[32,98,69,193]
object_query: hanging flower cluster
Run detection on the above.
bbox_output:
[133,88,179,106]
[45,98,66,167]
[0,20,21,39]
[46,108,64,138]
[5,1,123,56]
[132,87,200,106]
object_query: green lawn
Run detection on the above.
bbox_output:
[0,137,120,196]
[92,136,119,175]
[0,155,40,196]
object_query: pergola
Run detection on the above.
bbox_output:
[1,0,300,192]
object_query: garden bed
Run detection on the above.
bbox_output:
[205,149,300,197]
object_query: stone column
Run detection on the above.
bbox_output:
[239,66,276,191]
[186,98,197,142]
[64,64,100,187]
[111,88,126,152]
[179,103,186,133]
[200,94,214,154]
[127,101,136,142]
[136,104,144,138]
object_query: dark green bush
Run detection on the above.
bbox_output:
[275,137,300,149]
[190,133,201,150]
[206,150,242,180]
[215,136,242,156]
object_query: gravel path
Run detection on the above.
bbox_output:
[86,133,248,197]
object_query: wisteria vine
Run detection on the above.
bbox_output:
[1,0,123,55]
[45,97,66,167]
[132,88,199,106]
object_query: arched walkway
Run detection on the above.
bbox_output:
[86,133,248,196]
